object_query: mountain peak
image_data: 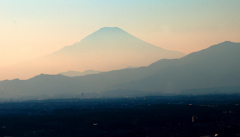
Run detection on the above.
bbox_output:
[80,27,134,44]
[214,41,238,46]
[96,27,127,34]
[94,27,126,34]
[222,41,232,43]
[99,27,122,30]
[208,41,240,50]
[187,41,240,56]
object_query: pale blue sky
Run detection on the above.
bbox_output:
[0,0,240,66]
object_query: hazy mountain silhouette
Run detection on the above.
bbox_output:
[0,41,239,98]
[60,70,101,77]
[0,27,185,80]
[118,41,240,93]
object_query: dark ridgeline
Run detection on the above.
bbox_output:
[0,41,240,99]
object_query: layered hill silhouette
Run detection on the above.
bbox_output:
[0,27,184,80]
[60,70,101,77]
[0,41,239,98]
[118,41,240,92]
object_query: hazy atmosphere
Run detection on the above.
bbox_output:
[1,1,240,136]
[1,0,240,67]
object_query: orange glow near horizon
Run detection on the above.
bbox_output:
[0,0,240,68]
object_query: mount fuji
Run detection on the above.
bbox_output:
[0,27,185,80]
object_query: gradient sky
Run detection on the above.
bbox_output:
[1,0,240,67]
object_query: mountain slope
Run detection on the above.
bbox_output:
[0,27,185,80]
[0,41,239,98]
[118,41,240,92]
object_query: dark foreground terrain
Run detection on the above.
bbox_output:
[1,94,240,137]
